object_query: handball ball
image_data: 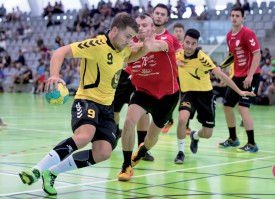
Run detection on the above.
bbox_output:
[45,83,69,105]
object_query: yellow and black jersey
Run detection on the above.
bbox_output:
[177,49,216,92]
[70,34,131,105]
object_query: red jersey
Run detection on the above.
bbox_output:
[227,26,260,77]
[128,32,179,99]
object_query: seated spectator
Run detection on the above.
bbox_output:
[261,48,272,67]
[33,61,46,94]
[0,31,6,52]
[14,65,33,85]
[268,59,275,105]
[15,50,25,66]
[2,62,17,92]
[233,0,242,8]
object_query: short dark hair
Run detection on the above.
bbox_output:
[153,3,170,17]
[231,6,244,17]
[185,29,200,40]
[138,12,151,19]
[111,12,138,33]
[173,23,184,30]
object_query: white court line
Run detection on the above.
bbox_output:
[0,155,275,197]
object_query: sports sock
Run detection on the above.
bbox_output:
[228,127,237,140]
[137,131,147,146]
[35,137,78,172]
[246,130,255,145]
[123,151,132,167]
[177,139,185,152]
[50,150,96,174]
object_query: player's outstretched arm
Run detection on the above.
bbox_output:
[212,67,256,97]
[45,45,73,92]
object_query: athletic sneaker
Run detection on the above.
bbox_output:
[113,128,122,150]
[162,121,174,133]
[190,131,199,154]
[218,138,240,148]
[19,168,40,185]
[0,118,7,126]
[174,151,185,164]
[237,143,259,153]
[131,143,145,167]
[42,170,58,195]
[118,164,133,181]
[142,151,154,161]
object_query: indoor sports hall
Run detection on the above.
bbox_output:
[1,0,275,198]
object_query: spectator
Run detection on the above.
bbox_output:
[197,5,209,20]
[234,0,242,8]
[15,50,25,66]
[267,58,275,105]
[14,65,33,87]
[43,2,53,17]
[0,4,6,17]
[243,0,251,14]
[261,48,272,67]
[2,62,17,92]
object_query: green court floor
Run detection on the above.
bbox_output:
[0,93,275,198]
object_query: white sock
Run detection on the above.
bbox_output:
[193,131,200,140]
[49,155,77,175]
[177,139,185,152]
[35,150,61,172]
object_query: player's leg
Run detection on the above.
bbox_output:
[41,103,116,195]
[19,100,96,186]
[137,113,154,161]
[118,101,146,181]
[131,91,179,167]
[175,92,194,163]
[236,74,260,152]
[190,91,216,154]
[218,80,241,148]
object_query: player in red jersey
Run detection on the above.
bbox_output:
[118,5,180,181]
[218,6,261,152]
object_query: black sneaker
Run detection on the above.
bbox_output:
[174,151,185,164]
[218,138,240,148]
[237,143,259,153]
[190,131,199,154]
[142,151,154,161]
[113,128,122,150]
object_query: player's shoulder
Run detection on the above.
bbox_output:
[242,26,255,34]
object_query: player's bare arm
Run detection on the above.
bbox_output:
[46,45,73,91]
[212,67,256,97]
[243,50,261,89]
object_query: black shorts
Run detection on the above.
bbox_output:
[130,90,179,128]
[71,99,116,149]
[113,70,135,112]
[223,74,260,108]
[179,91,216,128]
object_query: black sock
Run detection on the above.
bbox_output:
[72,149,95,168]
[137,145,149,159]
[123,151,132,166]
[137,131,147,146]
[246,130,255,145]
[228,127,237,140]
[53,137,78,160]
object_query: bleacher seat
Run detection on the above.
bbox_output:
[256,29,266,38]
[269,1,275,9]
[254,22,264,30]
[253,14,262,22]
[259,1,267,9]
[262,15,272,22]
[264,22,274,30]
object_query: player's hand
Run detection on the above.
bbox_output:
[129,42,144,52]
[177,60,185,67]
[45,76,66,92]
[243,75,253,89]
[239,91,256,97]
